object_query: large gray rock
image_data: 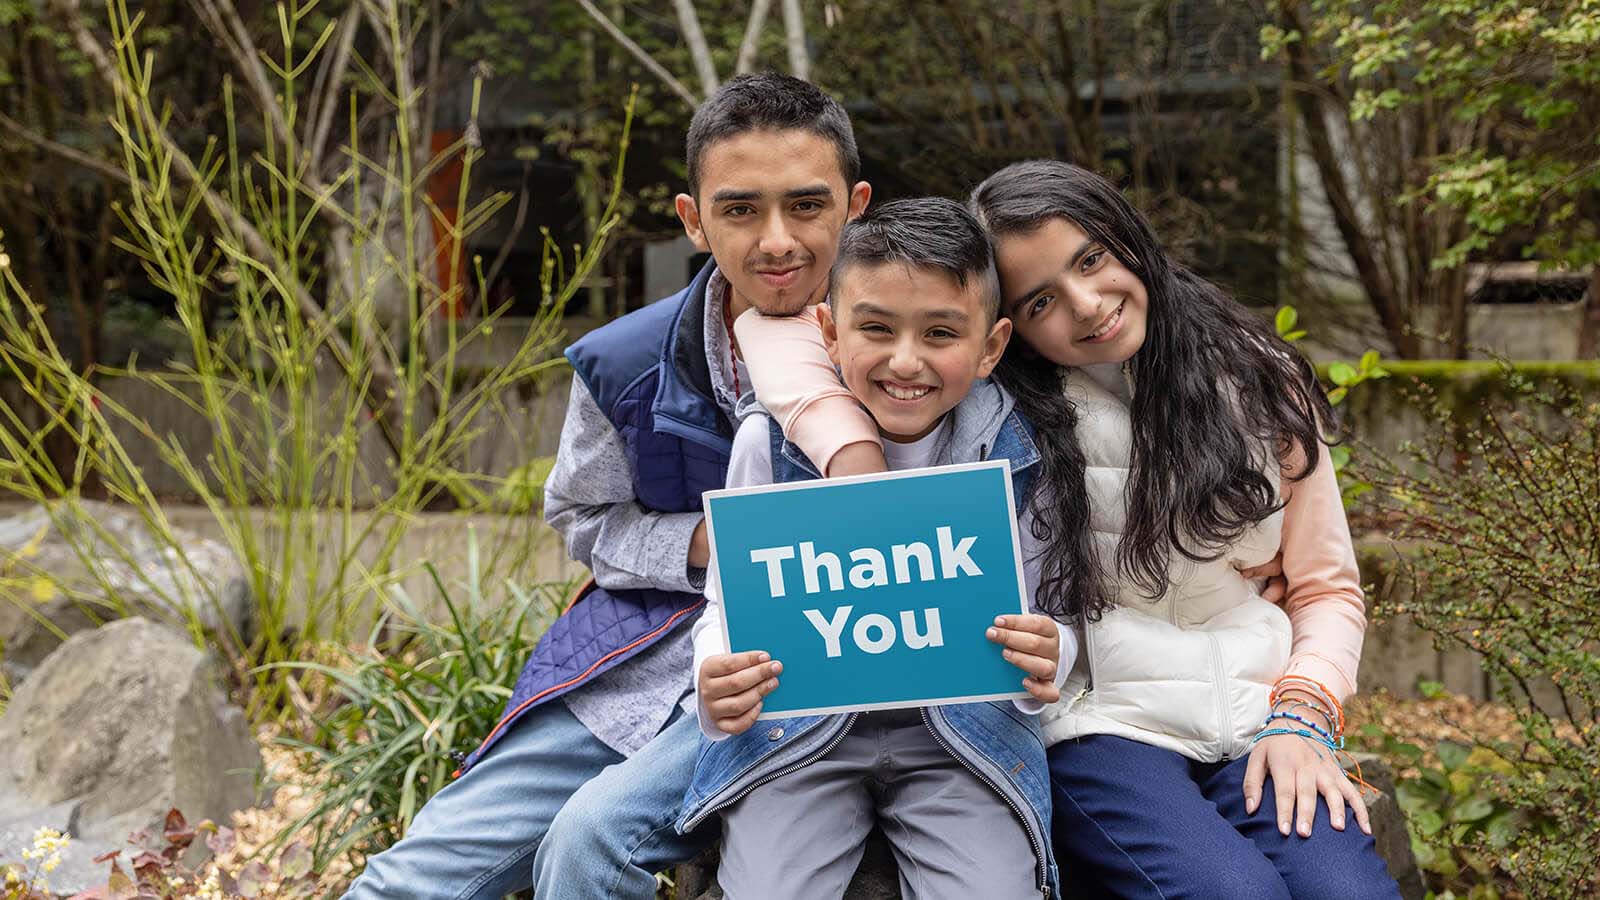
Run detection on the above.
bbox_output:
[0,501,252,685]
[1351,753,1427,900]
[0,617,262,894]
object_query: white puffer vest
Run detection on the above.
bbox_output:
[1040,364,1292,762]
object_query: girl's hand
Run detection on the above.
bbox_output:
[1237,553,1287,604]
[1242,730,1371,837]
[987,614,1061,703]
[699,651,782,736]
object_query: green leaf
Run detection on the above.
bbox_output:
[1418,679,1447,699]
[1450,793,1495,823]
[1484,810,1520,848]
[1329,445,1353,469]
[1414,808,1445,836]
[1328,362,1358,386]
[1327,386,1348,405]
[1282,329,1308,342]
[1436,739,1470,772]
[1390,740,1427,764]
[1360,349,1381,372]
[1275,305,1298,336]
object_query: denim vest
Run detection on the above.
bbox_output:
[458,261,732,775]
[675,408,1060,898]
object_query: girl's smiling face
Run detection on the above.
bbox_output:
[993,217,1149,368]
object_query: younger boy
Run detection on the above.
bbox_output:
[676,198,1071,898]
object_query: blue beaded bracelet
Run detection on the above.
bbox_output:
[1249,726,1340,760]
[1262,710,1342,748]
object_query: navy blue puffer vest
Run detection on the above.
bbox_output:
[459,261,732,774]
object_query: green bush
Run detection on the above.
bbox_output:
[270,535,575,871]
[1362,370,1600,898]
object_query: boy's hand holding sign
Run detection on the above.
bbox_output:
[698,461,1060,733]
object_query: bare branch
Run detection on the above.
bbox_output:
[573,0,700,107]
[0,110,132,187]
[188,0,294,150]
[672,0,720,97]
[735,0,775,75]
[483,161,533,297]
[305,3,362,174]
[780,0,809,80]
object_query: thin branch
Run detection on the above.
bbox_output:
[735,0,774,75]
[188,0,294,150]
[305,3,362,173]
[573,0,700,107]
[0,110,132,186]
[671,0,720,98]
[780,0,809,81]
[483,161,532,298]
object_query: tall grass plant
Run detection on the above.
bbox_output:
[0,0,632,718]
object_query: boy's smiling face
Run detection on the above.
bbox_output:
[819,263,1011,443]
[675,128,871,320]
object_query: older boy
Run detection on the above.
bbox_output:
[344,73,869,900]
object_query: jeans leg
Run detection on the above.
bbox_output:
[1047,736,1290,900]
[1198,756,1403,900]
[342,700,620,900]
[532,710,718,900]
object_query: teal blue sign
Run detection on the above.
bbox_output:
[703,461,1030,718]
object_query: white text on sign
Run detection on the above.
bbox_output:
[747,526,982,597]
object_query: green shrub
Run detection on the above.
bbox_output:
[1362,370,1600,898]
[270,536,574,871]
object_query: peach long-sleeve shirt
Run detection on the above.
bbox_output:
[733,307,1367,700]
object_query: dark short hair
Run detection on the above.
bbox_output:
[831,197,1001,322]
[685,73,860,198]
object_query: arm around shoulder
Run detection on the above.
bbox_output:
[733,307,882,476]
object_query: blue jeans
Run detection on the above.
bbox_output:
[1048,735,1402,900]
[342,700,710,900]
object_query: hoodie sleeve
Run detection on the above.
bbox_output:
[733,307,881,474]
[1276,440,1367,701]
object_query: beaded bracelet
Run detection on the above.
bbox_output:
[1261,711,1341,748]
[1270,675,1346,738]
[1271,676,1340,719]
[1248,726,1340,760]
[1273,701,1337,735]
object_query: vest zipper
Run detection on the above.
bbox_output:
[1082,617,1097,693]
[920,707,1051,897]
[1206,632,1234,761]
[680,713,858,832]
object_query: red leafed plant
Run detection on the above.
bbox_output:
[4,810,320,900]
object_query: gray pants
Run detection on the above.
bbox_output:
[718,709,1038,900]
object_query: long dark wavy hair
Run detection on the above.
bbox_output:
[972,160,1332,604]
